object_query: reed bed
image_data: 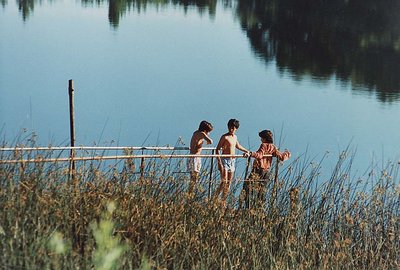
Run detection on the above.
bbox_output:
[0,143,399,269]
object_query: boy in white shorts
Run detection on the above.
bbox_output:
[187,157,202,173]
[187,120,213,195]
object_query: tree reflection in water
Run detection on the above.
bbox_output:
[17,0,35,21]
[11,0,400,102]
[102,0,220,28]
[235,0,400,102]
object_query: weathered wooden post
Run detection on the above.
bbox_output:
[270,157,279,211]
[208,149,215,198]
[69,80,83,254]
[140,149,145,179]
[68,80,76,183]
[244,156,251,209]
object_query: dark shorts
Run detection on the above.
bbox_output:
[252,168,271,182]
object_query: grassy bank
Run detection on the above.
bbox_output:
[0,147,399,269]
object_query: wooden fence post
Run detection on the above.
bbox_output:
[244,156,251,209]
[140,149,145,179]
[270,157,279,211]
[69,80,83,254]
[208,149,215,198]
[68,80,76,183]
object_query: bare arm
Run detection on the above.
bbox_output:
[274,148,291,161]
[216,136,224,169]
[216,136,223,152]
[201,132,213,145]
[236,140,249,153]
[250,144,265,160]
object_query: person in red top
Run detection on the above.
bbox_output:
[241,130,291,209]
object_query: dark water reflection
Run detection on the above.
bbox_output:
[11,0,400,102]
[17,0,35,21]
[236,0,400,103]
[81,0,224,27]
[108,0,224,27]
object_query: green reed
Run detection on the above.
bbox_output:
[0,142,399,269]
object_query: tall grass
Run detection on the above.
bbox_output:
[0,142,399,269]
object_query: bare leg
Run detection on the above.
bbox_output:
[220,171,234,207]
[239,174,252,209]
[213,167,227,202]
[188,171,199,197]
[256,171,269,209]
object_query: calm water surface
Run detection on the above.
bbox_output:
[1,0,400,174]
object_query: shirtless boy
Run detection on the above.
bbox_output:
[188,120,213,194]
[214,119,250,206]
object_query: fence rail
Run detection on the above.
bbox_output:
[0,146,272,164]
[0,146,214,152]
[0,153,272,164]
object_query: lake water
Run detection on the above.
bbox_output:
[1,0,400,175]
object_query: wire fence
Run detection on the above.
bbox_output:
[0,146,271,164]
[0,145,279,207]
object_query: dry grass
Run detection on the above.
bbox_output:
[0,143,399,269]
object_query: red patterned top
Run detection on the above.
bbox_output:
[251,143,291,171]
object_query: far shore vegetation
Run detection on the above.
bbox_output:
[0,136,399,269]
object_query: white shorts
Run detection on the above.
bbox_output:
[187,157,202,173]
[221,158,236,172]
